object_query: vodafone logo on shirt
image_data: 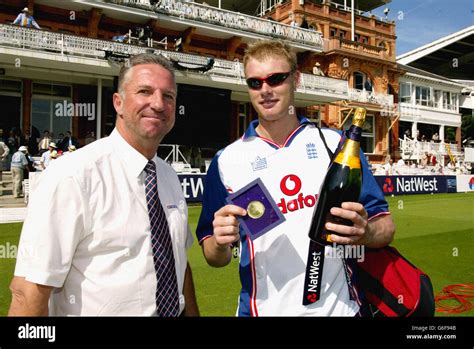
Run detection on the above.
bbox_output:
[277,174,318,214]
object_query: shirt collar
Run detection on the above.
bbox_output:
[109,128,154,178]
[242,116,312,140]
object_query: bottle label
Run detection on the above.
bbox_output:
[334,152,361,169]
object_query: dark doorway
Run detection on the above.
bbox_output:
[162,84,231,155]
[0,95,21,137]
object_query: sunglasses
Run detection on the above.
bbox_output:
[246,72,292,90]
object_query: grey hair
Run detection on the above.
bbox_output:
[117,53,176,96]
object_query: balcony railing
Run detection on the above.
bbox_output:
[0,24,346,97]
[348,88,394,106]
[326,38,392,60]
[108,0,325,50]
[399,137,463,159]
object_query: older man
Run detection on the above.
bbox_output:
[9,53,199,316]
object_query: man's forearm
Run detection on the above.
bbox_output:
[202,236,232,267]
[365,214,396,248]
[183,263,199,317]
[8,277,52,316]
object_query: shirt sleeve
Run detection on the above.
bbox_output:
[359,151,390,219]
[14,169,87,288]
[12,14,21,25]
[195,152,228,244]
[31,17,41,29]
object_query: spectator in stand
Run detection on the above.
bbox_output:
[289,12,298,27]
[431,132,439,143]
[40,142,57,170]
[421,134,427,142]
[63,145,76,155]
[430,154,437,167]
[12,7,41,30]
[312,62,325,76]
[85,131,96,145]
[415,130,420,141]
[10,146,29,198]
[23,130,38,156]
[23,147,36,180]
[420,152,429,168]
[112,33,130,43]
[403,129,412,140]
[0,135,10,191]
[300,16,309,29]
[38,130,51,155]
[57,133,66,150]
[64,131,79,149]
[383,156,393,175]
[364,77,373,92]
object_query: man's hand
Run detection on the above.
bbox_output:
[325,202,395,248]
[202,204,246,267]
[325,202,370,245]
[212,204,246,249]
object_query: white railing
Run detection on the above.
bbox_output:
[0,24,347,97]
[399,137,463,161]
[0,24,108,58]
[299,73,348,95]
[328,1,390,23]
[108,0,325,50]
[348,88,394,106]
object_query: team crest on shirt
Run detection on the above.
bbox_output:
[306,143,318,159]
[251,156,267,171]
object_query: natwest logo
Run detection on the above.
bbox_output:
[277,174,318,214]
[383,178,394,193]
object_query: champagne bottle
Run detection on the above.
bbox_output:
[308,107,366,245]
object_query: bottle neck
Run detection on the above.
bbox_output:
[333,125,361,167]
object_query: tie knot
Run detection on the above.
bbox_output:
[145,160,156,175]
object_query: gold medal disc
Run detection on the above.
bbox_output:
[247,200,265,219]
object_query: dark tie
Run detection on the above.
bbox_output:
[144,160,180,317]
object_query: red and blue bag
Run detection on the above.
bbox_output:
[355,246,435,317]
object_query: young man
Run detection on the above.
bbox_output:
[9,53,199,317]
[196,40,395,316]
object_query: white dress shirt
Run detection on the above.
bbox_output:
[14,128,193,316]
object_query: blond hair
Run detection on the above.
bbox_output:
[243,40,297,73]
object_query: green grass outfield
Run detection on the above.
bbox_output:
[0,193,473,316]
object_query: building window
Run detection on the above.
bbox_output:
[442,91,458,110]
[31,83,72,136]
[354,33,360,42]
[344,114,374,153]
[362,36,369,44]
[399,82,412,103]
[339,30,346,39]
[33,83,71,97]
[238,103,248,137]
[433,90,441,108]
[415,86,431,106]
[330,27,337,37]
[353,72,365,90]
[0,79,22,93]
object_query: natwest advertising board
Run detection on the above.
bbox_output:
[374,175,457,195]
